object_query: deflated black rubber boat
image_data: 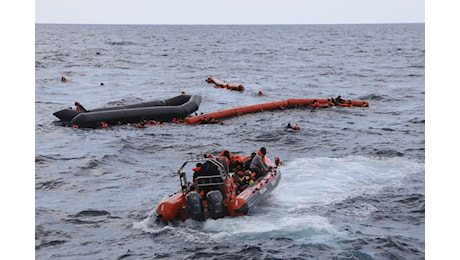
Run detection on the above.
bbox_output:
[53,94,201,128]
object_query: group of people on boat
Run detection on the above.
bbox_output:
[191,147,282,196]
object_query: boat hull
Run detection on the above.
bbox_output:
[155,166,281,223]
[53,95,201,128]
[228,167,281,216]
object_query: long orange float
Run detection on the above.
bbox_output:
[206,76,245,91]
[185,98,369,124]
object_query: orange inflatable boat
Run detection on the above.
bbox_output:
[155,152,281,222]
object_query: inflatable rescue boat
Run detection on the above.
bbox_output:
[155,153,281,223]
[53,94,201,128]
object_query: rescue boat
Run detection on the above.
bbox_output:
[53,94,201,128]
[155,154,281,223]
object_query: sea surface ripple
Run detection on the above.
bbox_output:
[36,23,424,259]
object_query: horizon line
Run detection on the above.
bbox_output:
[35,22,425,26]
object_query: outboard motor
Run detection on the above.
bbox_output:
[186,191,204,221]
[206,190,224,219]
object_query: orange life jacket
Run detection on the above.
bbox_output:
[257,150,266,164]
[219,150,233,162]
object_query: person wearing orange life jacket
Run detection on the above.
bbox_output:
[235,170,247,193]
[229,155,246,173]
[219,150,233,161]
[309,99,320,109]
[335,96,344,104]
[249,147,270,180]
[132,122,146,128]
[242,152,257,170]
[275,157,283,166]
[217,150,233,172]
[327,98,336,106]
[172,118,186,124]
[192,163,202,189]
[74,102,87,112]
[337,100,352,107]
[286,123,300,130]
[204,154,214,159]
[235,170,255,193]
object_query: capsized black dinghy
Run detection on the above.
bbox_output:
[53,94,201,128]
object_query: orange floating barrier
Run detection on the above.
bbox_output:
[287,99,315,106]
[185,97,369,124]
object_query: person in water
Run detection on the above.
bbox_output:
[286,123,300,130]
[74,102,87,112]
[310,99,320,109]
[249,147,270,180]
[275,157,283,166]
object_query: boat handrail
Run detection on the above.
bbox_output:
[177,157,228,176]
[195,174,225,186]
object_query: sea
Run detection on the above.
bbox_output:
[35,23,425,259]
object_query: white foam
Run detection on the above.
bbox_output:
[276,156,423,207]
[202,214,340,243]
[135,156,423,245]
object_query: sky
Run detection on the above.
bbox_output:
[34,0,425,25]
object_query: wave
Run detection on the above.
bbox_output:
[105,41,137,46]
[36,178,67,191]
[71,210,112,217]
[35,154,87,165]
[35,23,425,259]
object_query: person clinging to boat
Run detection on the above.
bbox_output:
[275,157,283,166]
[74,102,87,112]
[249,147,270,180]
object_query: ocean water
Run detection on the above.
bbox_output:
[35,23,425,259]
